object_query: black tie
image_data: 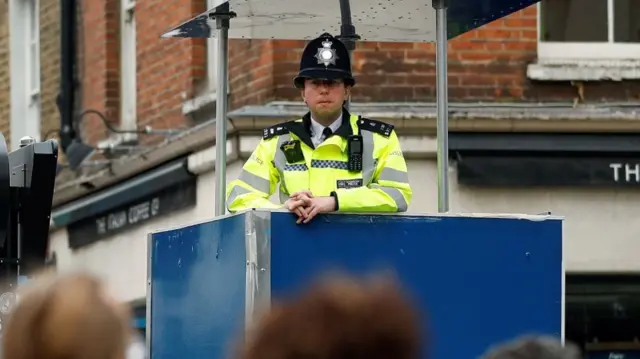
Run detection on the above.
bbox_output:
[322,127,333,140]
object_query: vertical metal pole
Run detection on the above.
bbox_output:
[338,0,357,111]
[345,50,352,110]
[433,0,449,212]
[214,12,230,217]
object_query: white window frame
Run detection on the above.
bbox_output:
[9,0,41,150]
[120,0,137,132]
[536,1,640,61]
[181,0,230,115]
[28,0,40,100]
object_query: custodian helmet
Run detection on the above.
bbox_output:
[293,32,356,89]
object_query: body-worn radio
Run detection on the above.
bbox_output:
[280,140,305,163]
[347,135,363,172]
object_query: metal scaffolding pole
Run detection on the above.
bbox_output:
[433,0,450,213]
[337,0,358,111]
[213,3,235,217]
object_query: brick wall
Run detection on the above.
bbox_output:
[227,8,539,105]
[69,3,640,144]
[0,2,10,146]
[229,6,640,105]
[227,8,538,105]
[229,39,275,109]
[0,3,637,156]
[79,0,207,144]
[80,0,124,143]
[41,0,62,141]
[0,0,59,149]
[78,5,544,143]
[135,0,206,129]
[0,1,637,157]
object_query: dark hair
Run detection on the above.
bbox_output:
[238,274,423,359]
[480,336,582,359]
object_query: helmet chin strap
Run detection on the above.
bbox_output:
[344,90,351,110]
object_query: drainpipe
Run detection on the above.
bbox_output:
[56,0,78,152]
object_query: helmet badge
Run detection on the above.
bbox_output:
[315,40,338,67]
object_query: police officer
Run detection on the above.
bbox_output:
[226,32,412,223]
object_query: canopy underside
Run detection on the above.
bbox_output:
[161,0,540,42]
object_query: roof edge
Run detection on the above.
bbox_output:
[52,120,217,208]
[228,101,640,133]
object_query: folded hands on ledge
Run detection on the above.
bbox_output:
[284,191,336,224]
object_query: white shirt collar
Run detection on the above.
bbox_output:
[310,114,343,138]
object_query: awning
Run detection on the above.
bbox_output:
[450,133,640,187]
[450,132,640,154]
[51,158,194,228]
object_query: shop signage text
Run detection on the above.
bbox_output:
[95,197,161,235]
[67,180,196,249]
[609,163,640,183]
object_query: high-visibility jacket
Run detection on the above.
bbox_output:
[226,110,412,213]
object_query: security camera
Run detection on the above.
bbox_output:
[0,132,58,328]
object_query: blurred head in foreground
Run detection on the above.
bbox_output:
[3,272,133,359]
[238,274,423,359]
[480,336,581,359]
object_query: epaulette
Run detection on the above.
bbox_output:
[262,122,293,140]
[357,117,394,138]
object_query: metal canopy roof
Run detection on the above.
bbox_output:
[162,0,540,41]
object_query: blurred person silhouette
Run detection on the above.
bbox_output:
[480,336,582,359]
[236,274,424,359]
[2,272,144,359]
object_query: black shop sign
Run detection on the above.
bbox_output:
[67,179,197,249]
[455,156,640,187]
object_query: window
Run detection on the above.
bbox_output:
[181,0,228,117]
[537,0,640,60]
[566,276,640,357]
[9,0,41,149]
[28,0,40,100]
[120,0,137,131]
[26,0,41,140]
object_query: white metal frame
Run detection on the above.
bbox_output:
[9,0,41,150]
[121,0,137,131]
[207,0,218,94]
[536,0,640,60]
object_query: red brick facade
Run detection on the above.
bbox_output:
[77,3,640,143]
[80,0,121,143]
[228,7,541,108]
[79,0,208,143]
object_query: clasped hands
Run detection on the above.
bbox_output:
[284,190,336,224]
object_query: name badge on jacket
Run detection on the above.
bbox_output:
[336,179,363,189]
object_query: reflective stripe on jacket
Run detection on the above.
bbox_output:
[226,111,412,213]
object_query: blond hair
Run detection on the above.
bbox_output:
[3,272,132,359]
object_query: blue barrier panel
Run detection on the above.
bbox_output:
[148,210,563,359]
[148,214,248,359]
